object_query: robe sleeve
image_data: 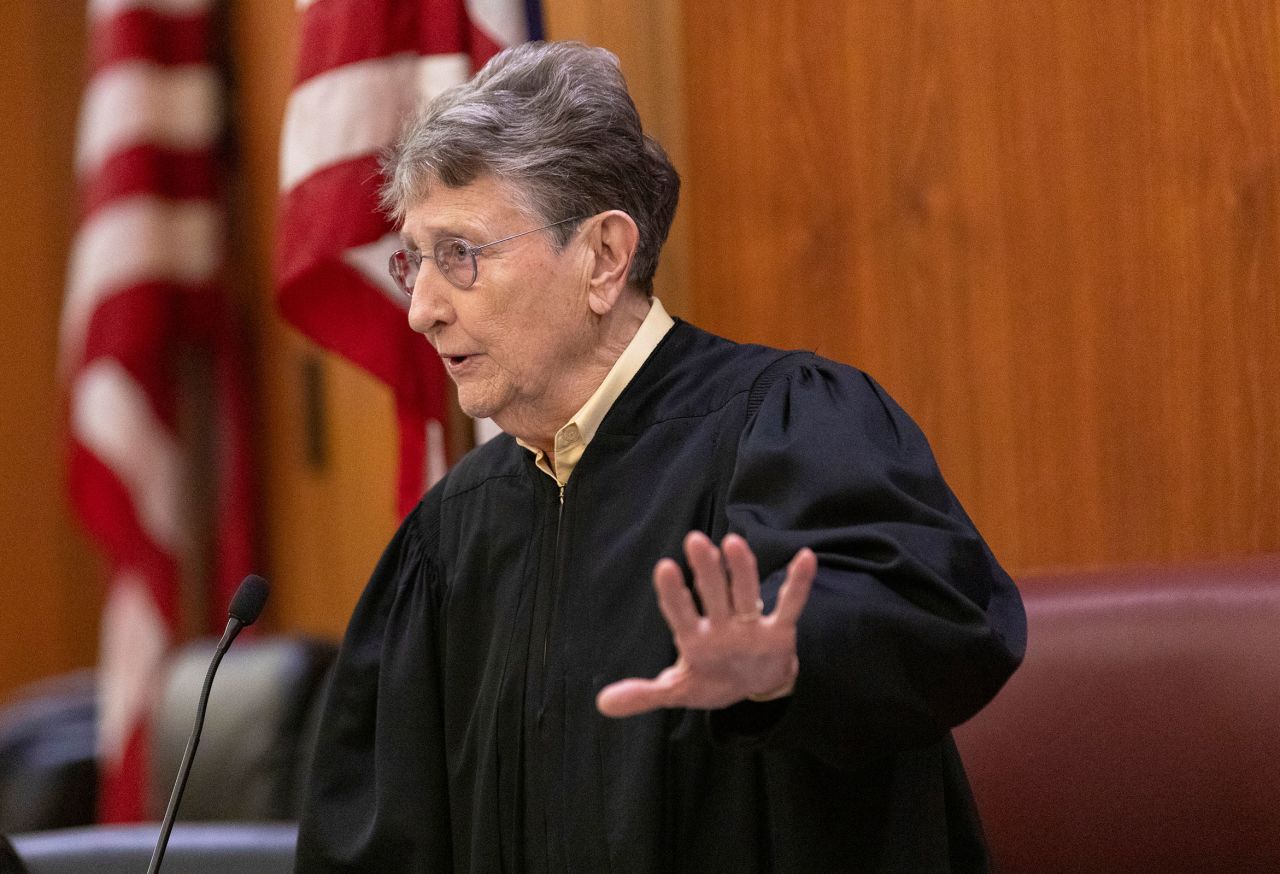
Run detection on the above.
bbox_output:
[712,357,1026,773]
[294,495,452,873]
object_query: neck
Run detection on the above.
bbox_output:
[501,293,652,455]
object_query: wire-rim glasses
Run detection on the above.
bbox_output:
[388,215,585,295]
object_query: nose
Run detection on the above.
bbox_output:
[406,263,455,337]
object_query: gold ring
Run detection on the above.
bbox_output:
[733,598,765,623]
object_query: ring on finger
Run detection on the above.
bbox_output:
[733,597,765,623]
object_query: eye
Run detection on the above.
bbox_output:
[431,237,479,289]
[437,239,470,268]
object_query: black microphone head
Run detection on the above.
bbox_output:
[228,574,270,626]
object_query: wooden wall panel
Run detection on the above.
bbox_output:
[682,0,1280,573]
[227,0,401,640]
[0,2,100,700]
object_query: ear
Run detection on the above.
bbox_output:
[584,210,640,316]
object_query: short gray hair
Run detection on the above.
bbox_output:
[379,41,680,293]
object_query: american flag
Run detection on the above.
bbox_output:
[61,0,256,822]
[277,0,542,516]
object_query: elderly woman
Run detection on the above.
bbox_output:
[296,41,1025,874]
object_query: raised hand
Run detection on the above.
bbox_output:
[596,530,816,718]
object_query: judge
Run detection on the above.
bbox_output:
[295,40,1026,874]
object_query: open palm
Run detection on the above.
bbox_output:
[597,531,816,717]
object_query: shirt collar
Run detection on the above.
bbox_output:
[517,297,675,486]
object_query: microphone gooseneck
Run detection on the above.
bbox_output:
[146,574,271,874]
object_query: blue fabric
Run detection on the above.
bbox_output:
[525,0,543,41]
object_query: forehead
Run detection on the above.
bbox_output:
[400,174,532,242]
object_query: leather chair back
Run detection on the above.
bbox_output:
[954,556,1280,873]
[0,672,95,834]
[147,636,336,821]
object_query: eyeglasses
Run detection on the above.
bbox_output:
[388,215,585,295]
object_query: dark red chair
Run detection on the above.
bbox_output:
[955,555,1280,873]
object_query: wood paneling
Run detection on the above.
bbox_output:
[682,0,1280,573]
[0,2,100,699]
[227,0,401,640]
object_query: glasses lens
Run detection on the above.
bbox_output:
[388,249,420,296]
[434,238,477,289]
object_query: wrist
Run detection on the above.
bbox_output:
[747,657,797,702]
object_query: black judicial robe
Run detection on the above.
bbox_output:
[295,321,1026,874]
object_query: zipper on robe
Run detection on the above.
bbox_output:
[543,483,564,672]
[522,472,571,872]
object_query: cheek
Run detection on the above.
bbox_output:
[506,326,556,376]
[453,296,505,345]
[462,305,529,374]
[471,253,585,370]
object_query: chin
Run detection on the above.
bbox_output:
[455,388,505,423]
[456,398,494,421]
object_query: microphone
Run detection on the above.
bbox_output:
[146,574,270,874]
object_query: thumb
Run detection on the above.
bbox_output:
[596,677,672,718]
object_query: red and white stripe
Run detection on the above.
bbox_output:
[277,0,534,515]
[62,0,256,822]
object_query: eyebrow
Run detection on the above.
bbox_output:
[400,223,482,251]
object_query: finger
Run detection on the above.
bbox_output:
[653,557,699,635]
[596,675,676,718]
[721,534,762,618]
[773,548,817,625]
[684,531,730,620]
